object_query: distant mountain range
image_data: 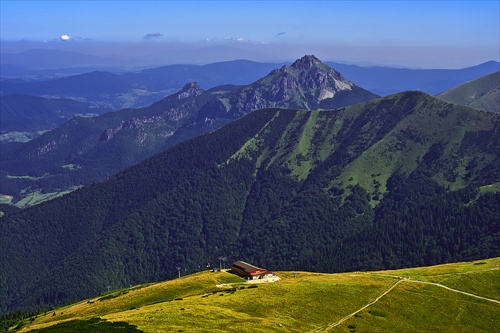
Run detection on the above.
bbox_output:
[2,56,499,207]
[0,94,105,133]
[1,48,498,111]
[325,60,500,96]
[0,49,120,72]
[0,59,289,110]
[1,86,498,314]
[0,56,378,206]
[0,45,280,73]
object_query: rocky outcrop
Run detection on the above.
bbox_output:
[100,119,142,141]
[176,82,204,100]
[99,90,196,142]
[196,55,378,123]
[29,133,68,156]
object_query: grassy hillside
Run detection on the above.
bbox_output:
[437,71,499,113]
[11,257,500,333]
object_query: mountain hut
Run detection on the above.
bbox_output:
[229,261,272,280]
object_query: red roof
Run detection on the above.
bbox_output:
[230,261,269,276]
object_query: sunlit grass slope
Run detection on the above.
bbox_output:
[19,257,499,333]
[437,71,499,113]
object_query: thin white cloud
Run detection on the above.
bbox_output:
[223,36,250,43]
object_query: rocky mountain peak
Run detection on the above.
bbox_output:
[177,82,203,99]
[291,55,321,70]
[195,55,378,124]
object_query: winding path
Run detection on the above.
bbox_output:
[404,279,500,304]
[321,280,403,331]
[312,271,500,332]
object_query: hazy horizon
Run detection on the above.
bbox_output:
[1,1,499,69]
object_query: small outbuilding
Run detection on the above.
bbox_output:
[229,261,273,280]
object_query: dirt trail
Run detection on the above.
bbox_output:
[371,268,500,304]
[405,280,500,304]
[312,272,499,332]
[313,280,403,332]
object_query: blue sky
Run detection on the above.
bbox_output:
[1,1,499,68]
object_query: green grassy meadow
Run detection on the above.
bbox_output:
[12,257,499,333]
[0,131,49,143]
[0,195,13,205]
[13,187,81,208]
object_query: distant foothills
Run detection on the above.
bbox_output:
[1,51,498,109]
[0,55,498,315]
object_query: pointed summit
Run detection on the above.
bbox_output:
[195,55,379,123]
[291,55,322,69]
[176,82,204,99]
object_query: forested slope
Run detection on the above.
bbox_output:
[0,91,498,314]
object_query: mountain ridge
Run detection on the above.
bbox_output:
[0,59,289,111]
[437,71,500,113]
[194,55,377,124]
[2,54,498,111]
[0,94,104,134]
[325,60,500,95]
[1,90,498,313]
[0,56,378,206]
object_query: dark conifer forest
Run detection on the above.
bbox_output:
[1,90,499,314]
